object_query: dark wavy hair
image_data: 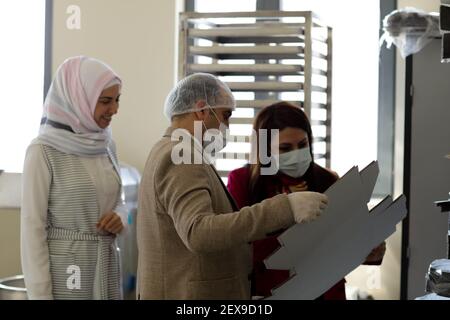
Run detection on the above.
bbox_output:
[248,101,315,203]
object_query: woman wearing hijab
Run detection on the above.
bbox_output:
[21,56,126,300]
[227,102,386,299]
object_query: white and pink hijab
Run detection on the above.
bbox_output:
[36,56,122,156]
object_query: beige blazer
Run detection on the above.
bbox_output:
[136,127,294,299]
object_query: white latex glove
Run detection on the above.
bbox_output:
[287,191,329,224]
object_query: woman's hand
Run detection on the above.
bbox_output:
[96,212,124,235]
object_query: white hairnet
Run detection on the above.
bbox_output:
[164,73,236,120]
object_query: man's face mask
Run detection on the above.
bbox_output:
[202,106,229,155]
[277,146,312,178]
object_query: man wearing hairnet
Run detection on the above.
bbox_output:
[136,73,328,299]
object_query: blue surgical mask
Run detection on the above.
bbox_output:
[278,147,312,178]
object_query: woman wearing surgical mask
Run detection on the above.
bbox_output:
[227,102,386,299]
[21,56,126,300]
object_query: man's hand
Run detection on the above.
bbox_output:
[96,212,124,235]
[288,191,329,224]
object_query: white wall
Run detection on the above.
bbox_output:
[398,0,440,12]
[52,0,183,173]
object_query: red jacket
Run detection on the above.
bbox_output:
[227,164,347,299]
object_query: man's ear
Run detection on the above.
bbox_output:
[196,100,207,110]
[193,100,208,120]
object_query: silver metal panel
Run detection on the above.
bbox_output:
[188,63,304,75]
[189,45,306,60]
[407,39,450,299]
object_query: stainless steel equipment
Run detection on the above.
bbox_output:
[179,11,333,175]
